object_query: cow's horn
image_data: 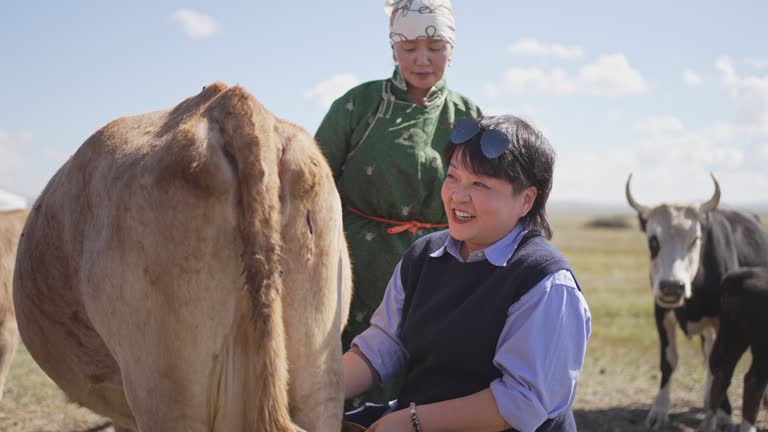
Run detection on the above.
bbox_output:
[699,173,721,213]
[625,173,650,214]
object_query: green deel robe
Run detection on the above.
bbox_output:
[315,68,481,406]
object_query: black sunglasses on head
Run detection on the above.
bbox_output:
[450,118,511,159]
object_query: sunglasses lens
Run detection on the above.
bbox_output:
[450,118,481,144]
[480,129,510,158]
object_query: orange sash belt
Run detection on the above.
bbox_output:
[345,205,448,235]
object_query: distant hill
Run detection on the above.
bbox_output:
[549,200,768,216]
[549,200,634,216]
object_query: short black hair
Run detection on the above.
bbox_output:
[442,115,555,239]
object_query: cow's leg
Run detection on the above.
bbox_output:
[0,318,18,400]
[701,325,733,423]
[701,326,717,409]
[646,305,678,429]
[285,325,345,431]
[282,250,347,432]
[701,316,744,432]
[740,344,768,432]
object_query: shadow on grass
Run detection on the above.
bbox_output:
[575,407,707,432]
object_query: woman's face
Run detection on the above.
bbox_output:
[393,39,452,95]
[441,151,537,256]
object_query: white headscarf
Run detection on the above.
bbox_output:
[387,0,455,47]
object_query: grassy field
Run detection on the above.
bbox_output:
[0,213,765,431]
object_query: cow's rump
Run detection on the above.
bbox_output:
[13,83,352,432]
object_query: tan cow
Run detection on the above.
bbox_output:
[0,208,28,399]
[13,83,352,432]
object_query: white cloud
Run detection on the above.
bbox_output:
[0,189,26,210]
[480,106,512,116]
[304,74,360,108]
[0,128,22,170]
[501,54,648,96]
[0,129,31,201]
[632,116,685,133]
[633,130,744,169]
[501,67,577,96]
[0,129,68,200]
[683,69,703,86]
[484,83,498,98]
[761,143,768,161]
[551,108,765,206]
[487,56,766,205]
[480,107,552,137]
[715,56,768,134]
[508,37,584,60]
[481,57,768,206]
[746,58,768,69]
[171,9,219,39]
[581,55,648,96]
[553,142,756,207]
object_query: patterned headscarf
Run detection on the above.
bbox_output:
[387,0,456,47]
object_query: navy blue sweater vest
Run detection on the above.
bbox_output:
[396,230,577,431]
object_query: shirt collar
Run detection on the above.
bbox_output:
[389,66,447,107]
[429,223,530,266]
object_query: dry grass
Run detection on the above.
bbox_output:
[0,345,108,432]
[0,213,765,431]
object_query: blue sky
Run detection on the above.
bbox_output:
[1,1,767,210]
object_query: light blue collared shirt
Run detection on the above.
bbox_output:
[351,224,592,432]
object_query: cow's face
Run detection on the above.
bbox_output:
[626,174,720,308]
[643,205,704,307]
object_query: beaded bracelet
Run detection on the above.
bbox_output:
[409,402,422,432]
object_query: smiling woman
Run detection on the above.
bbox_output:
[341,114,591,431]
[441,160,534,259]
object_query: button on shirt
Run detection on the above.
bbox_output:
[351,224,592,432]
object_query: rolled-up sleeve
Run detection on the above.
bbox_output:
[350,261,409,383]
[490,270,591,432]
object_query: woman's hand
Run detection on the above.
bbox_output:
[368,408,413,432]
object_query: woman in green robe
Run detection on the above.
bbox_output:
[315,0,480,407]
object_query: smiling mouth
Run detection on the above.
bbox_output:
[453,209,474,221]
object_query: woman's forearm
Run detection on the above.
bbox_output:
[412,388,510,432]
[343,350,376,400]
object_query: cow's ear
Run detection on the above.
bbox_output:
[698,210,710,227]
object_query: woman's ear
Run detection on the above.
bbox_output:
[522,186,538,216]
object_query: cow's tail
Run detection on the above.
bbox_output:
[205,85,300,432]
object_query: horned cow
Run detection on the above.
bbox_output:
[626,174,768,430]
